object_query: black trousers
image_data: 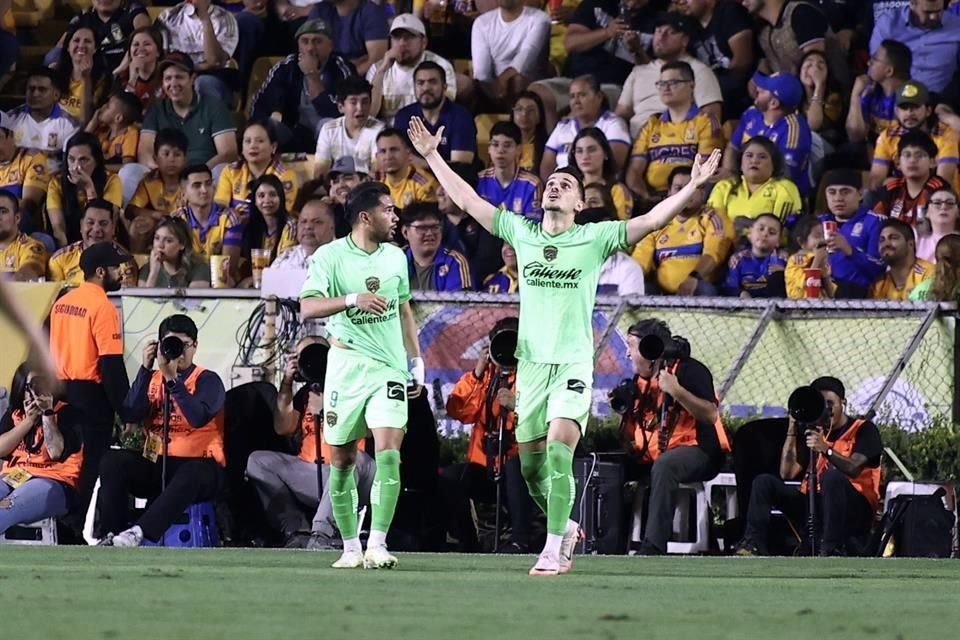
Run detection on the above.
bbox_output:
[439,458,534,550]
[98,450,222,542]
[744,470,874,554]
[642,446,722,552]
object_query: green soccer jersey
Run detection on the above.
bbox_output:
[300,235,411,373]
[493,208,628,364]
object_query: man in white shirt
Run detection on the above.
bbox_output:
[366,13,461,125]
[615,12,723,137]
[8,68,79,175]
[271,196,337,270]
[314,77,384,178]
[471,0,552,110]
[156,0,240,103]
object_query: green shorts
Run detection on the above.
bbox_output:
[323,346,408,446]
[514,360,594,443]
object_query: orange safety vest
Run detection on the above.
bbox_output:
[146,367,225,466]
[628,363,731,463]
[298,405,366,464]
[2,402,84,489]
[800,418,881,510]
[446,368,518,470]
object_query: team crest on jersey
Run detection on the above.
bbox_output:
[325,411,337,427]
[685,126,697,142]
[513,197,522,211]
[365,276,380,292]
[5,254,15,268]
[438,264,449,277]
[543,245,558,261]
[853,222,863,236]
[284,181,293,192]
[651,133,661,144]
[47,133,58,148]
[658,233,669,244]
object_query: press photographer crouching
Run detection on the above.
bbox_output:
[614,319,731,555]
[98,315,226,547]
[442,317,534,553]
[246,337,375,549]
[735,377,882,556]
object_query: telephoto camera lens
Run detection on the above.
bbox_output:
[160,335,185,360]
[296,342,330,390]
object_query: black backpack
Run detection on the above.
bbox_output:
[873,489,956,558]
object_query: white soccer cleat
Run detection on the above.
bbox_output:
[363,546,398,570]
[331,549,365,569]
[558,520,583,575]
[528,551,561,577]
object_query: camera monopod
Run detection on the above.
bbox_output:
[788,385,829,556]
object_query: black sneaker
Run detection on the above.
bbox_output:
[733,538,759,556]
[500,541,529,554]
[305,533,341,551]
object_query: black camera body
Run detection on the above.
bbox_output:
[788,385,829,430]
[159,335,185,360]
[610,377,638,415]
[638,333,690,362]
[294,342,329,391]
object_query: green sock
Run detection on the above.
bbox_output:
[329,464,359,540]
[519,449,550,515]
[370,449,402,535]
[545,441,575,536]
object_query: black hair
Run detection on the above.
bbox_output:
[667,165,693,188]
[660,60,694,82]
[581,181,616,214]
[242,118,278,149]
[159,313,198,342]
[242,174,289,263]
[549,166,585,200]
[376,127,409,147]
[569,127,617,185]
[111,90,143,124]
[180,164,212,182]
[413,60,446,83]
[345,181,390,227]
[753,213,783,229]
[53,24,104,94]
[400,201,443,226]
[490,121,522,146]
[0,361,50,452]
[27,66,64,93]
[740,136,785,179]
[83,198,115,216]
[791,214,821,249]
[155,128,189,155]
[336,76,373,103]
[879,217,915,244]
[571,74,609,111]
[62,132,109,243]
[292,178,327,213]
[126,25,164,60]
[511,91,548,170]
[0,187,20,211]
[897,129,938,159]
[880,39,913,79]
[628,318,672,342]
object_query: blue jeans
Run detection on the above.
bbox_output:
[0,477,70,535]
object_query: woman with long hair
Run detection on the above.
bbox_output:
[53,24,105,124]
[569,127,634,220]
[215,119,300,217]
[798,50,845,145]
[47,132,123,247]
[241,174,296,264]
[910,234,960,301]
[916,186,960,263]
[511,91,548,173]
[0,362,84,535]
[139,216,210,288]
[113,26,165,114]
[707,136,804,237]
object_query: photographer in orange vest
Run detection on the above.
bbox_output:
[613,318,731,555]
[735,376,882,556]
[97,314,226,547]
[441,316,534,553]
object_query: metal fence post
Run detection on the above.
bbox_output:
[717,302,778,401]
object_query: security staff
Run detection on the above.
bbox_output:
[49,241,130,513]
[618,318,731,555]
[736,376,882,556]
[98,314,226,547]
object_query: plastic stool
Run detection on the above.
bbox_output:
[0,518,58,545]
[666,482,710,554]
[143,502,219,548]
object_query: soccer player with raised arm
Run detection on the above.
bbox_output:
[299,182,425,570]
[408,116,721,576]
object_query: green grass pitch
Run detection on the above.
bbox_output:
[2,547,957,640]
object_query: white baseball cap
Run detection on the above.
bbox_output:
[390,14,426,37]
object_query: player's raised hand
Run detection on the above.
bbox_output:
[690,149,722,188]
[408,117,444,157]
[356,292,389,315]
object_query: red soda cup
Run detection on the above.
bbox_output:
[803,268,822,299]
[822,220,838,240]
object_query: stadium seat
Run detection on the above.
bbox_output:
[629,481,711,554]
[244,56,283,115]
[146,6,166,22]
[452,59,471,77]
[142,501,220,548]
[0,517,58,545]
[475,113,509,167]
[12,0,53,28]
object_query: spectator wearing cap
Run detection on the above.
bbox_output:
[393,61,477,165]
[367,14,462,125]
[471,0,552,110]
[0,110,50,233]
[249,19,358,155]
[723,72,813,196]
[272,196,337,270]
[154,0,240,103]
[376,128,438,208]
[476,121,543,222]
[309,0,389,76]
[8,68,80,176]
[846,39,913,144]
[868,80,959,191]
[817,169,886,299]
[48,239,133,515]
[314,77,384,179]
[870,217,936,299]
[326,156,368,237]
[743,0,842,82]
[870,0,960,95]
[614,13,723,138]
[401,202,472,292]
[871,130,950,228]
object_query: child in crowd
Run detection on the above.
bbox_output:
[785,214,835,299]
[86,91,142,165]
[723,214,788,298]
[125,129,188,253]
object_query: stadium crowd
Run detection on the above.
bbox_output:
[0,0,950,555]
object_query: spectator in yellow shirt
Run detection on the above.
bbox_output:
[237,174,298,288]
[633,166,734,295]
[0,190,47,280]
[569,127,634,220]
[215,120,300,218]
[376,127,438,207]
[85,91,141,164]
[511,91,548,173]
[707,135,803,237]
[170,165,244,269]
[52,25,106,125]
[126,129,189,254]
[0,113,49,233]
[48,199,137,286]
[626,60,722,207]
[870,218,936,300]
[785,214,835,299]
[47,132,122,248]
